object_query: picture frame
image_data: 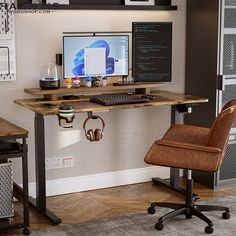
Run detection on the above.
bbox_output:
[125,0,155,6]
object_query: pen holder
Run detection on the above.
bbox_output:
[58,104,75,128]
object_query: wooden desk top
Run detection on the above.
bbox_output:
[14,91,208,116]
[0,118,28,138]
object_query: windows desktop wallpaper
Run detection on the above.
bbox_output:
[63,36,128,78]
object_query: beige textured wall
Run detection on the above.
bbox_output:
[0,0,186,183]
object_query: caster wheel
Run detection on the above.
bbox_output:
[147,207,155,215]
[185,213,192,219]
[155,222,163,231]
[222,211,230,219]
[23,228,30,235]
[205,226,213,234]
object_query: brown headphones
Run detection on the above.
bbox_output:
[83,115,105,142]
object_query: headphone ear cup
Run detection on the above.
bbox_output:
[94,129,102,141]
[87,129,95,142]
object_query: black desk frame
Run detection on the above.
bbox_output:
[32,113,61,224]
[30,104,199,224]
[152,106,199,201]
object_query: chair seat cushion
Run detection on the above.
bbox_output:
[0,140,22,154]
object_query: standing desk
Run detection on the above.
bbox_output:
[14,86,208,224]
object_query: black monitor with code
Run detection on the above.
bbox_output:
[132,22,172,83]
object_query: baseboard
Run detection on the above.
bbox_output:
[28,166,170,198]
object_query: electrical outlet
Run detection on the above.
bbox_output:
[62,156,75,168]
[46,157,63,170]
[46,156,75,170]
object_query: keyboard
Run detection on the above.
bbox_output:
[90,93,150,106]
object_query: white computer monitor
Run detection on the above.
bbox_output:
[63,35,129,78]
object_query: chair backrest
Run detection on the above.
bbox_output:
[222,100,236,111]
[206,100,236,156]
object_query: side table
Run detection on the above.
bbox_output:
[0,118,30,235]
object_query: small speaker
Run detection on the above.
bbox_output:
[56,54,62,66]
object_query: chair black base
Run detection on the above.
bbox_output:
[148,177,230,234]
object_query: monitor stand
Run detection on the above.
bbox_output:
[113,76,138,86]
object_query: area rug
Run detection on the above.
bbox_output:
[17,196,236,235]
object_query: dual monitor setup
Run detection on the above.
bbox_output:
[63,22,172,84]
[57,21,173,128]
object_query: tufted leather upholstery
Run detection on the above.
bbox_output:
[144,100,236,172]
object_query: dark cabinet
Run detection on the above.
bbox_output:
[185,0,236,188]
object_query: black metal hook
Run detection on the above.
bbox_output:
[87,111,99,119]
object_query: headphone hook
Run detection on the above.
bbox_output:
[87,111,98,120]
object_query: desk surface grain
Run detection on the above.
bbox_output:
[14,91,208,116]
[0,117,28,138]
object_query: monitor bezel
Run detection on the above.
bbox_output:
[132,22,172,83]
[63,34,129,79]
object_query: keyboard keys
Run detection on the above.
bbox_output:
[90,93,150,106]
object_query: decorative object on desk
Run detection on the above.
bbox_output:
[72,77,81,88]
[58,104,75,128]
[40,63,60,89]
[83,112,105,142]
[65,78,73,88]
[101,76,107,87]
[40,78,60,89]
[125,0,155,6]
[85,76,93,88]
[92,77,101,87]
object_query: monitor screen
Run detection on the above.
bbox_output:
[63,35,129,78]
[132,22,172,83]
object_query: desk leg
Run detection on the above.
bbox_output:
[152,106,200,201]
[22,138,29,234]
[29,113,61,224]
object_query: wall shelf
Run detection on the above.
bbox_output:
[17,3,177,10]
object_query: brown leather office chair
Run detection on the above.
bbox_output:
[145,100,236,234]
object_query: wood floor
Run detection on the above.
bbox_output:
[3,179,236,234]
